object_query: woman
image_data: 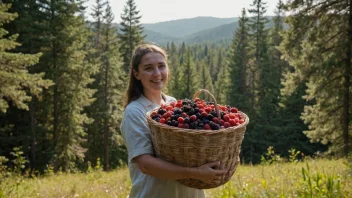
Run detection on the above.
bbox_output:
[120,44,226,198]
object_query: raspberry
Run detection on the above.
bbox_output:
[203,124,211,130]
[160,118,166,124]
[223,115,230,122]
[177,117,184,123]
[190,115,197,122]
[212,117,219,124]
[201,112,208,118]
[183,123,189,129]
[230,108,238,113]
[224,122,231,128]
[229,119,236,126]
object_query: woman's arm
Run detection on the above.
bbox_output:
[134,154,227,183]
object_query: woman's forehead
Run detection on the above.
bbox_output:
[140,52,165,65]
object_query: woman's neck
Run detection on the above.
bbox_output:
[143,90,165,106]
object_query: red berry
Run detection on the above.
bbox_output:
[182,112,188,118]
[239,119,244,124]
[224,122,231,128]
[183,123,189,129]
[229,113,236,119]
[166,111,173,118]
[212,117,219,124]
[178,123,184,128]
[194,98,201,102]
[205,107,212,113]
[204,124,211,130]
[176,103,183,108]
[190,115,197,122]
[160,118,166,124]
[201,112,208,118]
[223,115,230,122]
[220,119,225,126]
[230,108,238,113]
[229,119,236,126]
[177,117,184,123]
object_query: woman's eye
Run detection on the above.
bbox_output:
[145,67,152,71]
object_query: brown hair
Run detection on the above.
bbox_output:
[123,44,168,108]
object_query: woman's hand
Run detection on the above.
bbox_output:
[194,161,227,183]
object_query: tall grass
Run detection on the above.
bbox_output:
[1,158,351,198]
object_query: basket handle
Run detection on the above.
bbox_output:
[192,89,221,119]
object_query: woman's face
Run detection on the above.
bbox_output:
[133,52,168,93]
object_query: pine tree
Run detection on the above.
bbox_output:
[33,0,99,171]
[227,8,251,114]
[197,60,214,101]
[280,0,351,156]
[87,1,127,170]
[0,3,52,113]
[179,50,198,99]
[214,61,230,105]
[118,0,145,73]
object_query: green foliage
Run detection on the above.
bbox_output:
[118,0,145,72]
[260,146,283,165]
[9,147,28,174]
[179,50,199,98]
[280,0,351,156]
[0,3,53,113]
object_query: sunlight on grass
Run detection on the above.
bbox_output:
[1,158,351,198]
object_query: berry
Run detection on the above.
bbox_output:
[177,117,184,123]
[204,124,211,130]
[190,115,197,122]
[230,108,238,113]
[224,122,231,128]
[160,118,166,124]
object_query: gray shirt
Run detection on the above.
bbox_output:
[120,94,205,198]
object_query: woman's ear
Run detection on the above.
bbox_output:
[133,69,140,80]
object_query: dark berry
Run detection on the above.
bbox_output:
[184,117,190,124]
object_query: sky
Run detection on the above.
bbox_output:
[85,0,280,24]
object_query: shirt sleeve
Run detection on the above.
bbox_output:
[120,107,154,163]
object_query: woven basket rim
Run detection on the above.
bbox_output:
[146,109,249,135]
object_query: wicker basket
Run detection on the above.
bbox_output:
[146,89,249,189]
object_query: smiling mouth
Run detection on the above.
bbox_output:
[151,79,163,83]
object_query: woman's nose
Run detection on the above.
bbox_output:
[153,68,161,76]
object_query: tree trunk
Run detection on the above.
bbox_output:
[343,0,351,156]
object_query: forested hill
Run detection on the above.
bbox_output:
[142,16,277,45]
[143,16,238,37]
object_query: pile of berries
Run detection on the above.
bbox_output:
[150,98,245,130]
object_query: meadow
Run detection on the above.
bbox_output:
[1,157,351,198]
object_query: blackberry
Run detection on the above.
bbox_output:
[158,108,166,115]
[192,103,197,108]
[195,112,201,119]
[210,110,217,117]
[167,120,172,126]
[187,108,195,115]
[171,120,178,127]
[184,117,190,124]
[198,122,204,128]
[207,114,214,121]
[189,123,197,129]
[202,119,210,125]
[174,108,182,115]
[182,99,192,105]
[182,105,192,112]
[155,117,160,122]
[152,114,161,119]
[194,108,200,114]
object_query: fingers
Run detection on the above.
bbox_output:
[206,161,221,168]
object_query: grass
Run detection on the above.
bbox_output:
[1,158,351,198]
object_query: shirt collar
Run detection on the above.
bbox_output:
[138,93,167,107]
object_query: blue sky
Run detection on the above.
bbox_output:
[85,0,281,24]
